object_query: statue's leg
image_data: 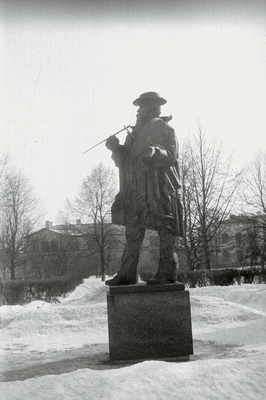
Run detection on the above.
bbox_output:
[148,226,178,284]
[105,214,145,285]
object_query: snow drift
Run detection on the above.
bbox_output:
[0,278,265,399]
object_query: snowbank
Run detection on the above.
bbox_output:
[0,278,265,399]
[1,354,265,400]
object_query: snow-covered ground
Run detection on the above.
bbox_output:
[0,278,265,399]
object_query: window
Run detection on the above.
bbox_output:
[236,250,243,263]
[70,238,79,251]
[51,241,59,252]
[221,233,229,244]
[222,249,230,261]
[41,240,49,252]
[235,233,242,246]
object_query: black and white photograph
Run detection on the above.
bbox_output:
[1,1,266,399]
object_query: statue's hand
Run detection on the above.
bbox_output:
[106,135,119,151]
[142,146,156,160]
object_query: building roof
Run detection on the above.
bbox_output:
[28,223,125,238]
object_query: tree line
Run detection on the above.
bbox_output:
[1,127,265,280]
[181,127,265,270]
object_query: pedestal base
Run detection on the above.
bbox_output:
[107,282,193,362]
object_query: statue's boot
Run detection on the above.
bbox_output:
[147,277,176,285]
[147,252,179,285]
[105,274,135,286]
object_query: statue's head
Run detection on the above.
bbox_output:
[133,92,167,125]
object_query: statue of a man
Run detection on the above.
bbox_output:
[105,92,183,286]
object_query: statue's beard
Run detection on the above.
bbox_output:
[135,111,153,131]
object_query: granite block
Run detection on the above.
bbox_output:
[107,284,193,362]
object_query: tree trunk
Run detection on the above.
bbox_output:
[203,237,211,270]
[100,248,105,281]
[10,259,16,279]
[261,248,265,270]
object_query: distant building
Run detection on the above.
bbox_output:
[23,221,161,280]
[23,220,123,279]
[210,214,266,269]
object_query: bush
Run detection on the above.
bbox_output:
[141,265,266,288]
[257,268,266,283]
[208,269,239,286]
[237,266,266,284]
[179,266,265,287]
[3,280,29,305]
[2,275,84,305]
[178,270,209,288]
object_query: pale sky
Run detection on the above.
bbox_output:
[1,0,266,225]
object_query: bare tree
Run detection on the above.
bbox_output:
[26,230,81,279]
[0,170,41,279]
[180,146,200,270]
[26,239,59,279]
[244,151,266,214]
[181,126,242,270]
[242,151,266,267]
[0,154,9,182]
[0,154,10,278]
[67,163,118,281]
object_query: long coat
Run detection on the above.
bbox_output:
[111,118,183,236]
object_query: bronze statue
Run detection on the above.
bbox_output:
[105,92,183,286]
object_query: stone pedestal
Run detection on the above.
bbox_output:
[107,283,193,363]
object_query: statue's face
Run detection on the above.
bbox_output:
[137,103,150,120]
[136,101,161,126]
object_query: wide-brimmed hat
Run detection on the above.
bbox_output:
[133,92,167,106]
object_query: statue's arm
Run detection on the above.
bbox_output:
[142,125,178,168]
